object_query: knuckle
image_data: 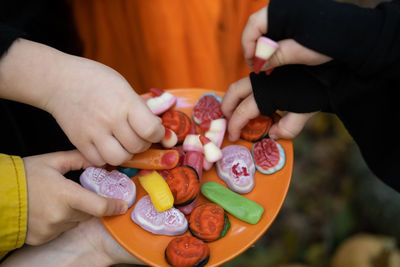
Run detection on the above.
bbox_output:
[141,122,163,141]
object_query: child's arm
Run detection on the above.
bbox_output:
[0,39,164,166]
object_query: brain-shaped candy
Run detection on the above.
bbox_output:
[80,167,136,207]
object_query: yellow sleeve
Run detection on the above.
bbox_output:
[0,154,27,259]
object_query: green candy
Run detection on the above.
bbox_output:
[201,181,264,224]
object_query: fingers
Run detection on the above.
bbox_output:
[227,94,260,142]
[113,121,152,154]
[93,134,132,166]
[128,96,165,143]
[67,181,129,217]
[269,112,317,140]
[242,6,268,68]
[222,77,253,119]
[46,150,93,173]
[261,39,332,71]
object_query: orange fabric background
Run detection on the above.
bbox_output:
[69,0,268,94]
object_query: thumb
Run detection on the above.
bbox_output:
[262,39,331,71]
[268,112,316,140]
[67,181,129,217]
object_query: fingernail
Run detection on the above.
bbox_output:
[119,202,129,214]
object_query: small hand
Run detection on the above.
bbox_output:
[2,218,143,267]
[23,150,129,245]
[221,77,316,141]
[242,6,331,72]
[45,56,165,166]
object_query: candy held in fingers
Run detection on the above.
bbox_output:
[201,181,264,224]
[162,110,192,143]
[252,138,286,174]
[254,36,279,74]
[216,145,255,194]
[192,93,223,125]
[189,203,230,242]
[199,135,222,163]
[165,236,210,267]
[120,149,179,170]
[131,195,188,236]
[161,127,178,148]
[240,114,273,142]
[80,167,136,207]
[138,170,174,212]
[166,166,200,206]
[146,88,177,115]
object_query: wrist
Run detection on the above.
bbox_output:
[0,38,70,111]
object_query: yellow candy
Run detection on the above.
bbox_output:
[139,171,174,212]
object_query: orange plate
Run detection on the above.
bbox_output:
[101,89,293,267]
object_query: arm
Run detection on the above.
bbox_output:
[267,0,400,75]
[0,39,164,166]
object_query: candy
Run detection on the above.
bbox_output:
[189,203,229,242]
[252,138,285,174]
[201,118,226,171]
[165,236,210,267]
[162,110,192,143]
[253,36,279,74]
[120,149,179,170]
[203,118,226,148]
[117,166,139,178]
[166,166,200,206]
[199,135,222,163]
[240,114,273,142]
[192,93,223,125]
[80,167,136,207]
[138,170,174,212]
[146,88,177,115]
[216,145,255,194]
[201,181,264,224]
[131,195,187,236]
[182,134,203,153]
[161,127,178,148]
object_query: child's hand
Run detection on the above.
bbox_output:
[242,6,331,72]
[2,218,143,267]
[23,150,129,246]
[222,77,316,141]
[44,55,164,166]
[0,39,164,167]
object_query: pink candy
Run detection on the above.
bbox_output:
[80,167,136,207]
[131,195,188,236]
[216,145,255,194]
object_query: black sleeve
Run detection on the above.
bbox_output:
[250,63,337,115]
[251,63,400,192]
[0,0,82,58]
[267,0,400,76]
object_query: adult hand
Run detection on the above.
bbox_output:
[23,150,129,246]
[2,218,143,267]
[0,39,165,167]
[242,6,331,72]
[221,77,316,141]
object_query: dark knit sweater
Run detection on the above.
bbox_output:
[251,0,400,192]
